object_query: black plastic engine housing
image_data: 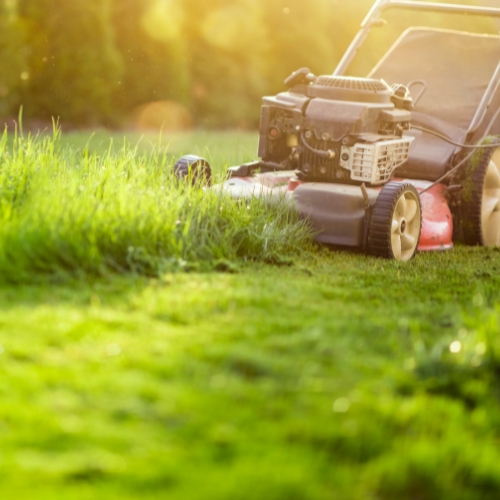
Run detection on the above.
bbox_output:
[258,74,412,183]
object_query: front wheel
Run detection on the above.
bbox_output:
[368,182,422,261]
[174,155,212,186]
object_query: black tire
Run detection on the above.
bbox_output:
[460,141,500,246]
[174,155,212,186]
[368,181,422,261]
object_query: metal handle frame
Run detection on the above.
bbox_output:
[333,0,500,136]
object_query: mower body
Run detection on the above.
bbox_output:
[219,170,453,252]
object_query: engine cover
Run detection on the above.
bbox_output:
[258,73,413,185]
[304,99,394,142]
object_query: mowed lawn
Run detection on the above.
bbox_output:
[2,130,500,499]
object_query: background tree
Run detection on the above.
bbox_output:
[111,0,190,117]
[0,0,496,128]
[17,0,122,126]
[0,0,27,118]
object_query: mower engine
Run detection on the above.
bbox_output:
[258,68,414,185]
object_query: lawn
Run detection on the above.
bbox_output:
[2,130,500,499]
[60,129,259,168]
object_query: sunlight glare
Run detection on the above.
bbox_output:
[141,0,183,42]
[201,5,264,51]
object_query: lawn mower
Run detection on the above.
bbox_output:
[175,0,500,261]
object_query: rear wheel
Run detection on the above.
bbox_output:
[174,155,212,186]
[368,182,422,261]
[461,145,500,246]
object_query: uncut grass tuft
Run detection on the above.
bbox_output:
[0,130,313,283]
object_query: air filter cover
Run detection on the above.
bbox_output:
[308,76,392,103]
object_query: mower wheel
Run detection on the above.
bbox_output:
[174,155,212,186]
[368,181,422,261]
[461,145,500,246]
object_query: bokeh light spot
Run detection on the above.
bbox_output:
[210,374,227,389]
[106,343,122,357]
[333,398,350,413]
[473,293,484,307]
[475,342,487,355]
[404,358,416,370]
[134,101,192,131]
[450,340,462,354]
[201,6,265,51]
[141,0,183,42]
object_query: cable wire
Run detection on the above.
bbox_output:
[411,125,500,149]
[300,131,335,160]
[413,106,500,194]
[419,149,476,194]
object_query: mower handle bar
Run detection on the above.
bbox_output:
[334,0,500,77]
[363,1,500,29]
[334,0,500,137]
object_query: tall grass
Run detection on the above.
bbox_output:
[0,130,313,283]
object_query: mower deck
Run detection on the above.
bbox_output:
[217,172,453,252]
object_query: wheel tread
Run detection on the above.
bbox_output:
[368,181,422,260]
[460,141,500,246]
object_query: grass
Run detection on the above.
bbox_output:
[60,129,259,168]
[2,130,500,499]
[0,130,310,282]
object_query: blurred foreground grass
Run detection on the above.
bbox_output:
[2,131,500,499]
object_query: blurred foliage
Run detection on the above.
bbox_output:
[0,0,27,117]
[111,0,189,117]
[0,0,497,127]
[17,0,122,126]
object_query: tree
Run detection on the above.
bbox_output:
[0,0,27,119]
[18,0,122,126]
[110,0,190,116]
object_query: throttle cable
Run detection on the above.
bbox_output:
[409,106,500,194]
